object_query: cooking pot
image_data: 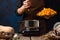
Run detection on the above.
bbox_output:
[19,20,40,36]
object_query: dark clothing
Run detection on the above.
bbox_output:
[0,0,24,33]
[23,0,47,35]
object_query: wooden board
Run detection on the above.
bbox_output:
[31,36,41,40]
[20,35,30,40]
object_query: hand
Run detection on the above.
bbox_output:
[22,0,31,9]
[17,0,31,14]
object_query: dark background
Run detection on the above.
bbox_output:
[44,0,60,32]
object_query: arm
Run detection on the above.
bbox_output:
[17,0,31,15]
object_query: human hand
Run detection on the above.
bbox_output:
[22,0,31,9]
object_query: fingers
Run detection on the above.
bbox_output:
[23,1,31,6]
[25,0,30,1]
[22,0,31,9]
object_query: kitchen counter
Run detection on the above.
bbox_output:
[0,31,60,40]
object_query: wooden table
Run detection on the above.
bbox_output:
[0,31,59,40]
[15,31,59,40]
[0,34,43,40]
[17,34,47,40]
[19,35,41,40]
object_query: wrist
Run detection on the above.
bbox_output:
[17,6,26,14]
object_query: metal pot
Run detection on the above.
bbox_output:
[19,20,40,36]
[24,20,39,28]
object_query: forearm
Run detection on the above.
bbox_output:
[17,6,26,15]
[17,0,31,15]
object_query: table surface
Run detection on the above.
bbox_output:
[0,31,58,40]
[19,35,41,40]
[0,34,44,40]
[13,34,46,40]
[13,31,58,40]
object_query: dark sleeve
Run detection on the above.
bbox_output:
[16,0,25,16]
[17,0,24,8]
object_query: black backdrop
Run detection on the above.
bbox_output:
[44,0,60,32]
